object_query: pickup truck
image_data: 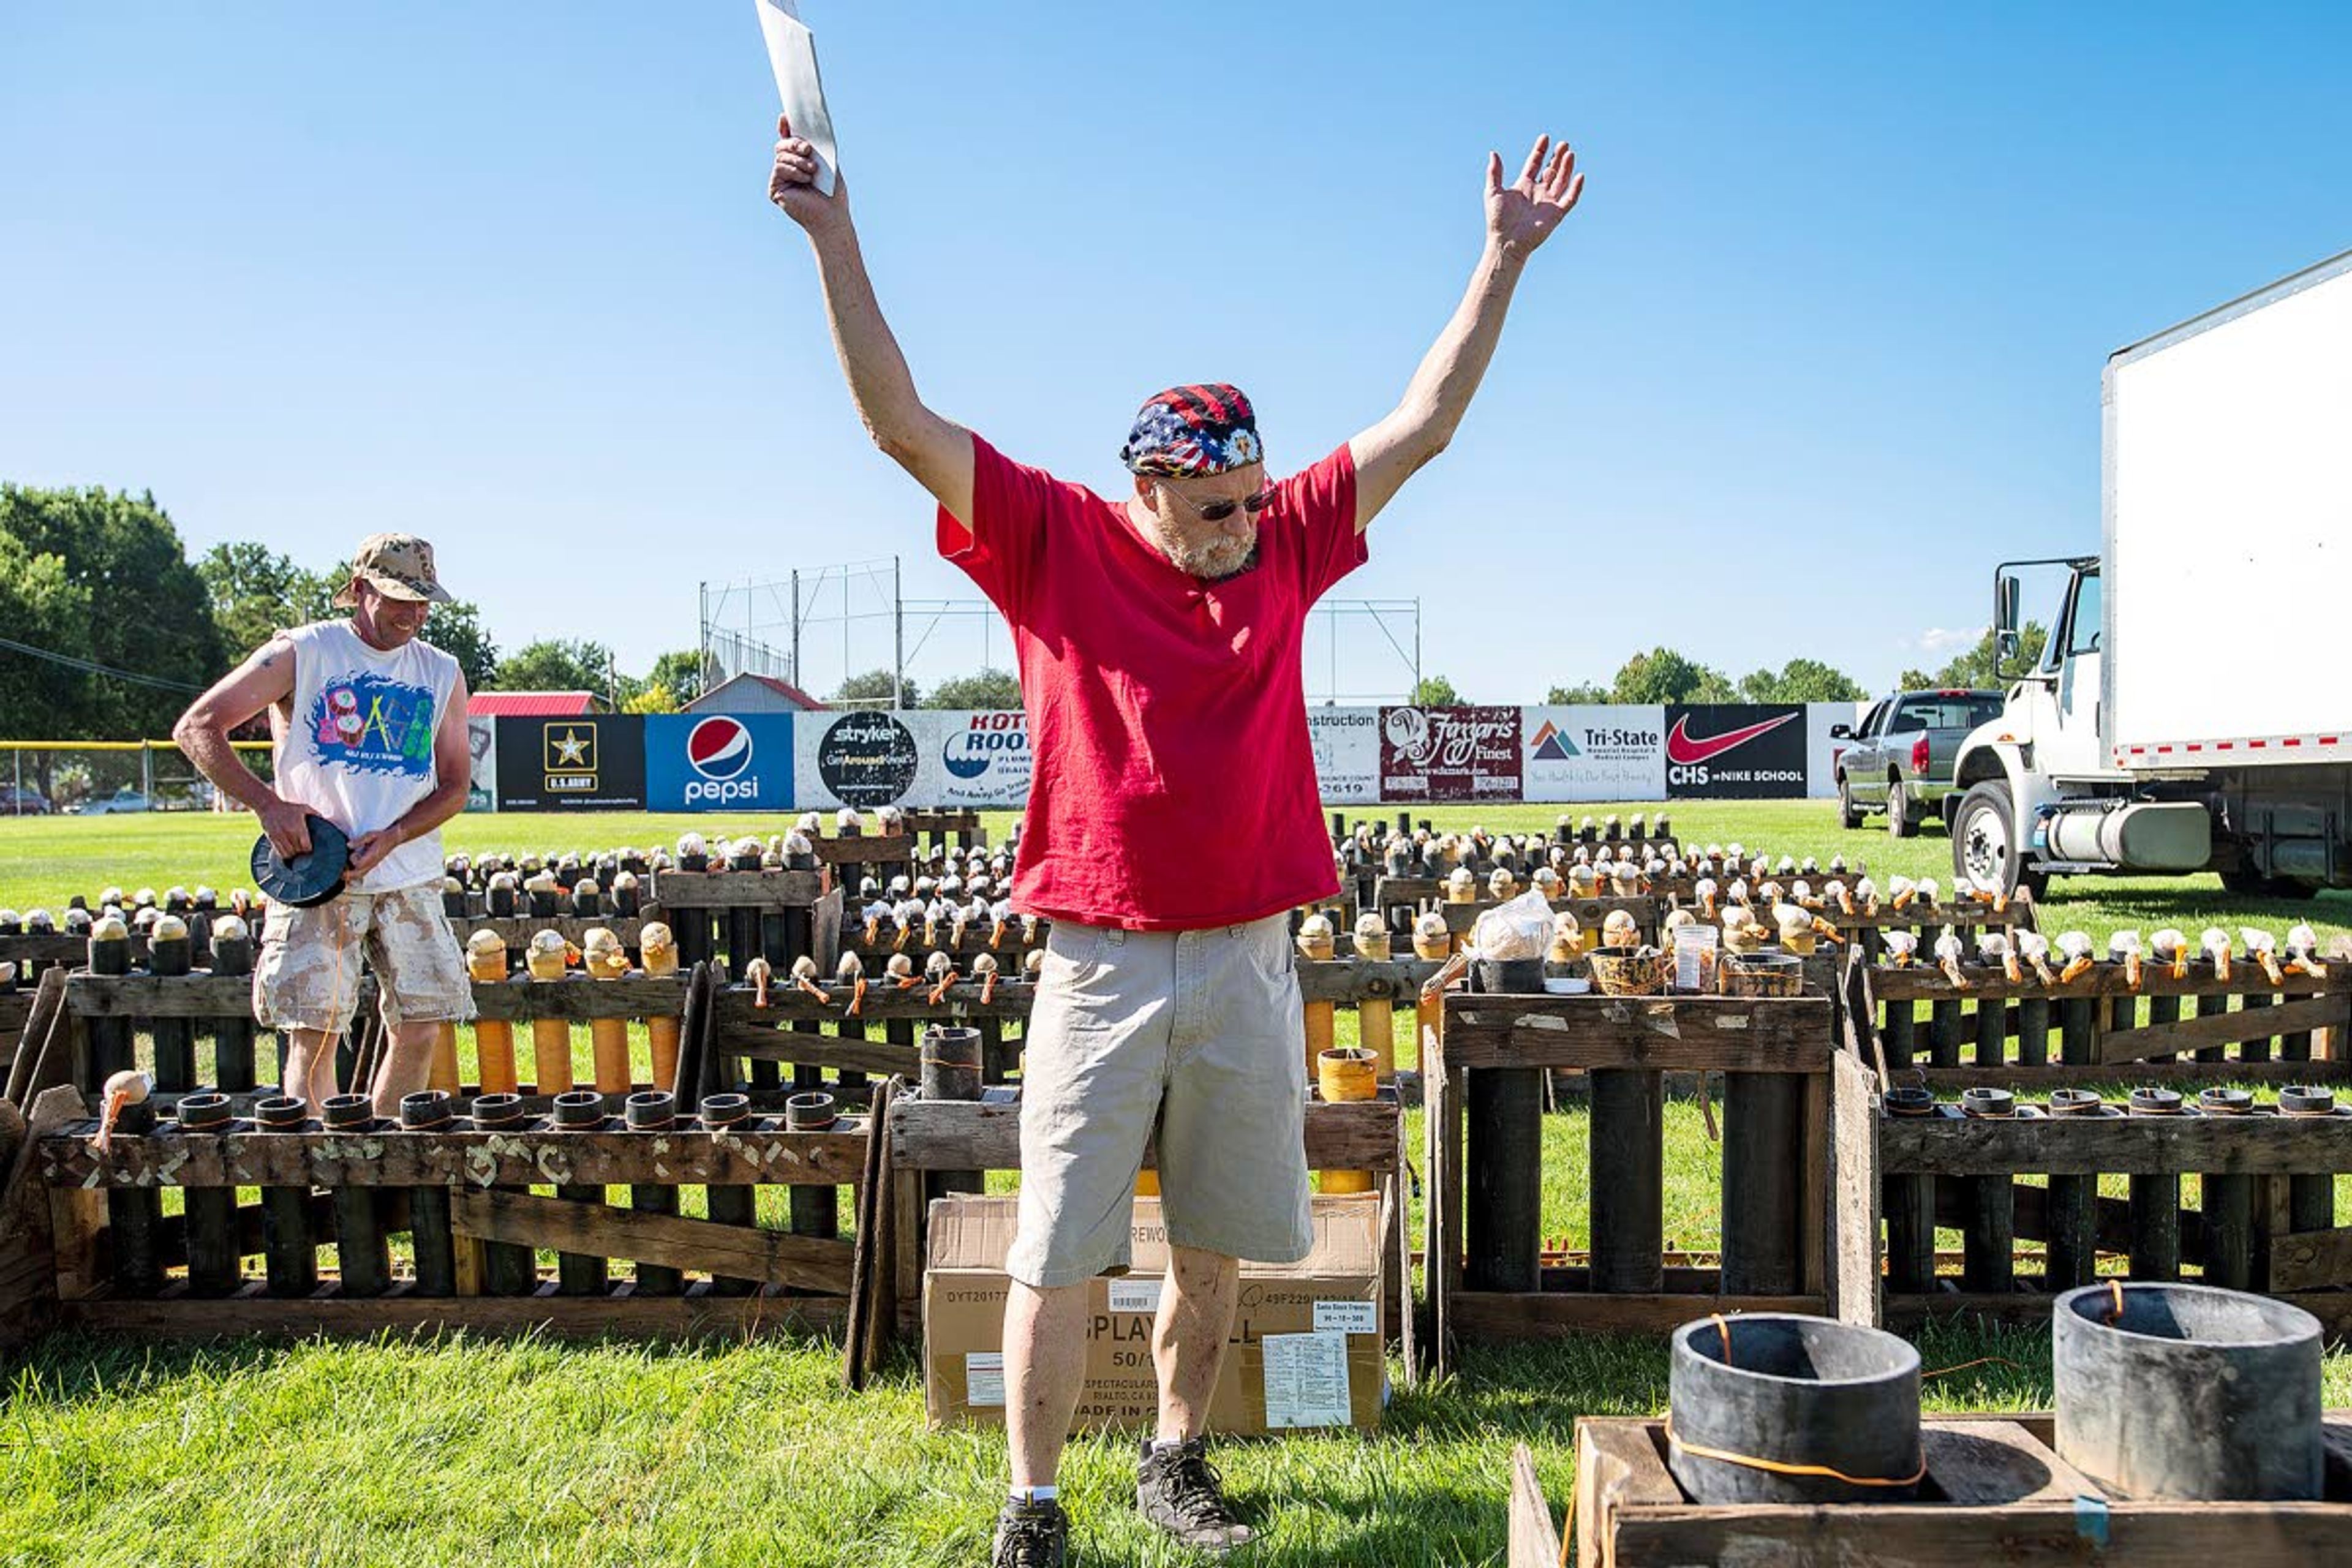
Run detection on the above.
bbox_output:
[1833,689,2006,837]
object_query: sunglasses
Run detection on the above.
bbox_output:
[1156,481,1276,524]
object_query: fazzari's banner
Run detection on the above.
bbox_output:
[1378,705,1524,802]
[1520,706,1665,802]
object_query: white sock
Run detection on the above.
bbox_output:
[1151,1437,1189,1455]
[1009,1485,1058,1506]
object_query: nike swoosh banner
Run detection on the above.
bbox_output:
[1664,703,1808,799]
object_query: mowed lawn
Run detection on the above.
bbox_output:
[6,801,2352,1565]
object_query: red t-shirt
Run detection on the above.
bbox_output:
[940,434,1366,930]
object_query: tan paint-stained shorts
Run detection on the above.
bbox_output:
[252,883,474,1034]
[1008,913,1313,1289]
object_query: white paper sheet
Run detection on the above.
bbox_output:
[1260,1331,1351,1429]
[965,1351,1006,1407]
[754,0,839,196]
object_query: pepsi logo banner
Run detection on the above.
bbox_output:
[1664,703,1808,799]
[646,712,795,812]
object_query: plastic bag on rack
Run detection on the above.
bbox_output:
[1467,889,1555,963]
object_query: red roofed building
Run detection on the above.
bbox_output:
[685,673,827,714]
[467,690,601,718]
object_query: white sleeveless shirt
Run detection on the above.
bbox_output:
[273,619,459,892]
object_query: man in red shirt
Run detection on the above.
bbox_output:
[771,115,1583,1567]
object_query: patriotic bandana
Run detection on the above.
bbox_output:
[1118,383,1265,478]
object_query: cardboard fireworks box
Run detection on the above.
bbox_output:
[924,1194,1386,1435]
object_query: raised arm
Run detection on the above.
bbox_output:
[173,635,312,859]
[1348,135,1585,533]
[769,114,976,529]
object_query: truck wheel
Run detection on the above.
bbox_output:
[1887,778,1916,839]
[1953,780,2044,900]
[1838,777,1862,830]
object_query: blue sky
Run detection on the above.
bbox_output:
[4,3,2346,702]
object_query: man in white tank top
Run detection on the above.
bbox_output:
[176,533,475,1115]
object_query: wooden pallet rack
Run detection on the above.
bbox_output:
[1513,1412,2352,1567]
[1427,988,1861,1373]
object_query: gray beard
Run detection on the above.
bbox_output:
[1163,535,1258,581]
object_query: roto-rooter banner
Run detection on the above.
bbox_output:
[1520,705,1665,802]
[493,714,646,811]
[1378,705,1524,802]
[1307,707,1380,804]
[1663,703,1808,799]
[645,713,795,812]
[789,708,1035,812]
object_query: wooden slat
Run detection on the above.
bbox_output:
[715,1023,918,1077]
[450,1188,851,1293]
[1297,959,1448,1006]
[1506,1445,1561,1568]
[889,1095,1402,1174]
[2101,993,2350,1065]
[647,870,828,909]
[1830,1049,1880,1325]
[1886,1289,2352,1339]
[57,1284,850,1340]
[1879,1110,2352,1176]
[64,972,687,1023]
[39,1122,869,1188]
[1443,995,1832,1073]
[807,835,916,867]
[2269,1225,2352,1294]
[1448,1291,1828,1340]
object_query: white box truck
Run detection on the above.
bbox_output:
[1949,246,2352,897]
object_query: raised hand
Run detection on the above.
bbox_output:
[768,112,848,234]
[1485,134,1584,259]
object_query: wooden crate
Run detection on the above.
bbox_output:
[1427,990,1865,1373]
[1514,1412,2352,1567]
[1868,1086,2352,1331]
[1849,949,2351,1090]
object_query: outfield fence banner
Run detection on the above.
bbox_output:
[492,714,646,811]
[788,707,1030,812]
[465,717,497,812]
[1520,705,1667,802]
[647,712,795,812]
[1377,705,1525,802]
[1307,707,1381,804]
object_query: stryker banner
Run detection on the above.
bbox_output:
[1663,704,1808,799]
[1378,705,1524,802]
[646,713,795,812]
[1307,707,1381,804]
[493,714,646,810]
[1520,705,1666,802]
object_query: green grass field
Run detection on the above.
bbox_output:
[5,801,2350,1565]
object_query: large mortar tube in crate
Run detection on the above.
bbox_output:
[1351,916,1396,1078]
[1668,1313,1923,1504]
[323,1092,392,1295]
[1466,957,1544,1294]
[625,1091,684,1295]
[2127,1087,2186,1278]
[922,1025,986,1202]
[638,923,682,1090]
[148,915,197,1092]
[698,1091,761,1296]
[1316,1048,1379,1195]
[785,1089,840,1240]
[86,915,134,1082]
[254,1091,318,1297]
[581,928,633,1107]
[2056,1282,2323,1500]
[2044,1087,2114,1288]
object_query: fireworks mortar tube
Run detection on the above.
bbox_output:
[465,930,519,1096]
[1297,914,1338,1076]
[1316,1047,1379,1195]
[524,930,576,1095]
[636,922,681,1090]
[1352,914,1395,1078]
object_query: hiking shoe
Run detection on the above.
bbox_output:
[1136,1437,1254,1551]
[992,1496,1069,1568]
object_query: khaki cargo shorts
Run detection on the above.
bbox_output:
[1008,913,1313,1289]
[252,883,474,1034]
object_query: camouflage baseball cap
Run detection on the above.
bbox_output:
[335,533,453,607]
